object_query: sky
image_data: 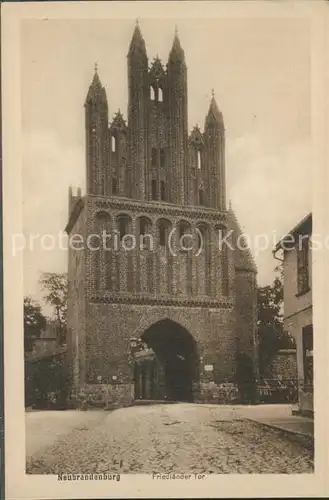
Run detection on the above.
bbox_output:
[21,17,312,311]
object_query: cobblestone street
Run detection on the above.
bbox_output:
[26,404,314,474]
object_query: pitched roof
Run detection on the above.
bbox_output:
[274,213,312,252]
[228,207,257,273]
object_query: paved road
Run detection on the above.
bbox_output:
[26,404,313,474]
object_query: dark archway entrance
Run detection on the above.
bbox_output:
[134,319,199,402]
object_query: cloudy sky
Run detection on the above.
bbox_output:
[21,16,311,310]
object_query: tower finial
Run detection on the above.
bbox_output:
[94,62,98,73]
[211,88,215,98]
[169,26,185,63]
[175,24,178,36]
[229,199,232,210]
[128,18,147,57]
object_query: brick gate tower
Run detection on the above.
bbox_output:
[66,23,258,406]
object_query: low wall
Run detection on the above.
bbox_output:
[196,382,239,404]
[72,383,134,409]
[71,382,242,408]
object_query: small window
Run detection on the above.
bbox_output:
[159,224,166,246]
[160,148,165,168]
[198,189,204,206]
[111,135,117,153]
[140,218,148,236]
[197,150,201,170]
[150,86,155,101]
[151,179,157,200]
[160,180,166,201]
[158,87,163,102]
[151,148,157,167]
[118,217,128,241]
[112,177,117,195]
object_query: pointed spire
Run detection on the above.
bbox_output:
[91,62,101,88]
[168,26,185,63]
[128,20,147,57]
[85,65,107,105]
[205,91,224,129]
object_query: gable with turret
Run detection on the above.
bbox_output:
[66,22,258,407]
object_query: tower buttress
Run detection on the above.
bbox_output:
[127,22,149,200]
[204,93,226,210]
[167,30,188,205]
[84,66,109,195]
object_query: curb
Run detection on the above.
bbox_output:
[244,417,314,440]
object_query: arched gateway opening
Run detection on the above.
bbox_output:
[133,319,199,402]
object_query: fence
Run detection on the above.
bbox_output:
[257,378,298,404]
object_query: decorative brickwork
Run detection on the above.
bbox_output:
[66,24,258,406]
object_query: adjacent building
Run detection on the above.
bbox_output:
[66,23,258,407]
[274,213,313,416]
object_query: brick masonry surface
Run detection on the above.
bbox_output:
[66,25,258,407]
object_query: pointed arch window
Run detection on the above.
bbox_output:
[139,218,148,236]
[150,86,156,101]
[158,220,170,247]
[197,150,201,170]
[217,225,229,297]
[111,135,117,153]
[196,224,211,295]
[158,87,163,102]
[117,215,130,241]
[139,217,152,251]
[160,180,166,201]
[159,225,166,246]
[151,179,157,200]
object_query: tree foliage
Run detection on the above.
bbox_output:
[258,265,295,377]
[24,296,47,352]
[25,352,70,409]
[39,272,68,344]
